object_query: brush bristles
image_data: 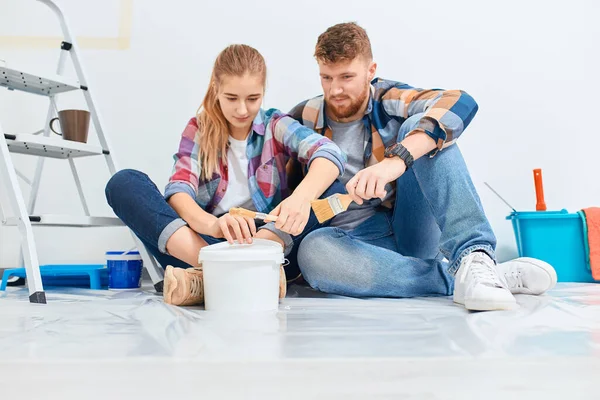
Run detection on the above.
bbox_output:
[229,207,255,219]
[311,199,337,223]
[310,194,353,223]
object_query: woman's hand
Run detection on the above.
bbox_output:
[207,213,257,244]
[268,193,311,236]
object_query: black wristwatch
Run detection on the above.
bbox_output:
[384,142,414,169]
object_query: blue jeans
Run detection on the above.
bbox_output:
[105,169,344,275]
[296,113,497,298]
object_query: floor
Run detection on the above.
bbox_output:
[0,282,599,399]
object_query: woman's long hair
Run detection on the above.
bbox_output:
[197,44,266,180]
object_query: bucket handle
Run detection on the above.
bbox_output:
[120,246,137,256]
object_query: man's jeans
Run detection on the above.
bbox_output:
[297,113,497,298]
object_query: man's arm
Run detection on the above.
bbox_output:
[382,84,478,154]
[347,84,478,204]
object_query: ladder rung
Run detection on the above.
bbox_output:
[3,215,124,227]
[5,134,104,159]
[0,61,80,96]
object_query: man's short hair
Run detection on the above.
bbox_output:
[314,22,373,64]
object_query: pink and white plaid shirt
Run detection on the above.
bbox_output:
[164,108,346,214]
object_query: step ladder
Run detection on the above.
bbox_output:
[0,0,164,303]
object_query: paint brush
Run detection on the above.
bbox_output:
[310,193,355,223]
[229,207,278,222]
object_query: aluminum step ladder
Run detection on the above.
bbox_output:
[0,0,164,303]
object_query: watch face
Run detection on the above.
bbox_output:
[385,143,399,157]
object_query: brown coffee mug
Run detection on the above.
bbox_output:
[50,109,90,143]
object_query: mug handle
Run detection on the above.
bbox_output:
[49,117,62,136]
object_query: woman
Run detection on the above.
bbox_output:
[105,44,346,306]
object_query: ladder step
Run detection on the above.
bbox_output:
[3,215,124,227]
[0,61,80,96]
[4,134,105,159]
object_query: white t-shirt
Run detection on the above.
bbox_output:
[212,136,255,216]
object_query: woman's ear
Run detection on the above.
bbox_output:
[211,83,220,103]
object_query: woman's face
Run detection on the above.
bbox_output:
[217,73,264,136]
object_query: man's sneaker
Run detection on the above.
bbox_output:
[495,257,557,295]
[454,252,517,311]
[163,265,204,306]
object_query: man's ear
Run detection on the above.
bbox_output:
[368,61,377,81]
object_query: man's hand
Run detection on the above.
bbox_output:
[346,158,407,205]
[268,193,311,236]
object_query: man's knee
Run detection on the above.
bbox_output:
[298,231,325,281]
[297,229,343,288]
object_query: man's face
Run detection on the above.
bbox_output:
[318,56,376,122]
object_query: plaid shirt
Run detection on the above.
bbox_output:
[290,77,478,167]
[164,108,346,214]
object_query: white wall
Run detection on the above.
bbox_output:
[0,0,598,267]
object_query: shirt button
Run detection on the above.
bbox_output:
[221,188,226,192]
[263,165,267,169]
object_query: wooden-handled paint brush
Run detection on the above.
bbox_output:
[229,207,278,222]
[310,194,354,223]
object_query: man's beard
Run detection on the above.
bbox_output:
[328,84,369,120]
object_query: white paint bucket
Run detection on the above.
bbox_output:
[198,238,284,312]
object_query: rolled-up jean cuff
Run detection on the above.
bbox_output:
[258,222,294,256]
[158,218,188,254]
[447,244,496,276]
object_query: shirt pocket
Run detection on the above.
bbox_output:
[256,158,280,198]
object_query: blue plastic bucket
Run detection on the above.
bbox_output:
[507,210,597,283]
[106,251,143,289]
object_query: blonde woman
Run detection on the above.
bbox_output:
[106,44,346,306]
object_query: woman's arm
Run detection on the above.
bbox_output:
[267,113,347,235]
[164,118,256,244]
[270,158,339,235]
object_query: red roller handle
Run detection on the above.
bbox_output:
[533,168,546,211]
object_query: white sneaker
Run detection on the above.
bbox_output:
[495,257,557,295]
[453,252,517,311]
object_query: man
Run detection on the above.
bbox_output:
[290,22,556,311]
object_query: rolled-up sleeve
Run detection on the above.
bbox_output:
[272,114,346,177]
[381,84,478,155]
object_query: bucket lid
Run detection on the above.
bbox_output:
[106,250,142,261]
[198,238,284,263]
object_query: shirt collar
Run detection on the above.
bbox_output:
[251,108,266,136]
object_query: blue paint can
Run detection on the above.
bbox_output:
[106,251,143,289]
